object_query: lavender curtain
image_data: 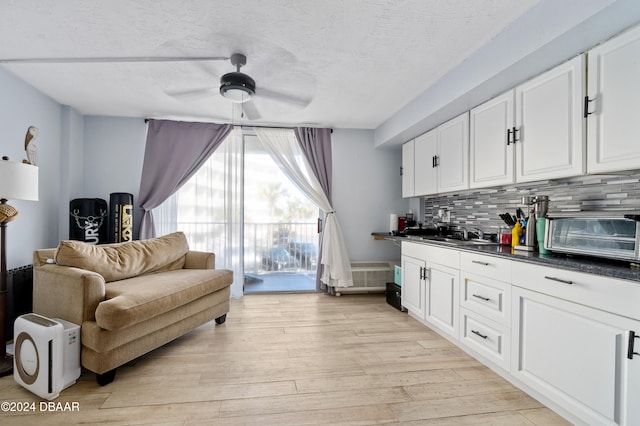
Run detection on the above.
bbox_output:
[138,119,232,239]
[294,127,332,203]
[294,127,335,293]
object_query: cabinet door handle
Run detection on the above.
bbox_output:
[584,95,595,118]
[628,330,639,360]
[472,294,491,302]
[420,266,428,281]
[544,276,573,285]
[433,155,440,167]
[506,128,513,145]
[400,166,403,176]
[512,126,520,142]
[471,330,488,339]
[471,260,490,266]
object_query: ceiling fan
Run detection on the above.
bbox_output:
[0,52,311,120]
[166,53,311,120]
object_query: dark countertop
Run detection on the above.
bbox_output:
[372,232,640,283]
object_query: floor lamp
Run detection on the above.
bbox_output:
[0,157,38,377]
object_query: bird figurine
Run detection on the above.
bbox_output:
[23,125,38,166]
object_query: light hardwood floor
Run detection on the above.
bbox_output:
[0,293,570,425]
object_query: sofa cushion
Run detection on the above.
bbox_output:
[94,268,233,330]
[55,232,189,282]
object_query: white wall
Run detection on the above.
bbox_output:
[0,68,63,268]
[82,116,148,238]
[58,105,85,239]
[332,129,407,261]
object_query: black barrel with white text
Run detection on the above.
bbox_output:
[69,198,109,244]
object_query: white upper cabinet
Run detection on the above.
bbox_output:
[515,55,585,182]
[402,112,469,197]
[470,56,586,189]
[470,91,515,188]
[587,24,640,173]
[414,128,438,196]
[401,139,415,198]
[437,112,470,192]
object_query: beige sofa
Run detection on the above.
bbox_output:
[32,232,233,385]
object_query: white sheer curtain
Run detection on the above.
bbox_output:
[155,128,244,298]
[255,127,353,288]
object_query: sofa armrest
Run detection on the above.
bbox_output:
[184,251,215,269]
[33,248,56,267]
[32,264,106,325]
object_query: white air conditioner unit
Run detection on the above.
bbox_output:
[335,261,400,296]
[13,313,81,400]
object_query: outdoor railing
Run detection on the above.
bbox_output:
[175,221,318,273]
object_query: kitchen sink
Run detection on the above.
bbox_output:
[465,239,502,246]
[421,236,500,247]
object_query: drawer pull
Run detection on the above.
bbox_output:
[544,276,574,285]
[472,294,491,302]
[471,330,488,339]
[472,260,490,266]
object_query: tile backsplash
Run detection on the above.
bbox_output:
[421,172,640,233]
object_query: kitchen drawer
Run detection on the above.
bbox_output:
[402,241,460,269]
[461,272,510,325]
[460,251,511,282]
[425,245,460,269]
[401,241,431,260]
[460,307,510,370]
[512,261,640,321]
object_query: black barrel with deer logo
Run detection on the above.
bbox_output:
[69,198,109,244]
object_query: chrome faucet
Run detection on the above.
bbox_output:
[470,228,485,240]
[455,226,484,241]
[459,227,469,240]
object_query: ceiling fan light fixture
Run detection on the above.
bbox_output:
[220,72,255,103]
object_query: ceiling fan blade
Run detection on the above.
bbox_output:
[241,100,261,120]
[256,88,311,108]
[165,87,219,101]
[0,56,229,64]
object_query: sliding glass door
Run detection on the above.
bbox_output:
[154,130,318,296]
[243,135,318,293]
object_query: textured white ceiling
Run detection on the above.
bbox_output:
[0,0,539,130]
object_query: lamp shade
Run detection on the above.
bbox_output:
[0,159,38,201]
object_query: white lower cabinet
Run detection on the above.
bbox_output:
[401,242,459,339]
[461,274,510,324]
[401,253,426,317]
[511,285,640,425]
[460,307,510,369]
[401,242,640,425]
[426,262,459,340]
[459,252,512,370]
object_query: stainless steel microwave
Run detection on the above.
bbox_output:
[544,212,640,262]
